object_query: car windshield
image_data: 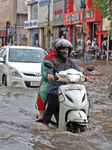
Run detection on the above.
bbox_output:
[9,48,46,63]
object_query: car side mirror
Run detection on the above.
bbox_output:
[0,57,5,63]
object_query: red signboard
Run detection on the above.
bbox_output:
[64,10,83,25]
[54,9,62,15]
[64,9,101,25]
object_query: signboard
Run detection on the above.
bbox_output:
[24,20,38,29]
[25,0,38,5]
[83,22,87,33]
[66,12,81,24]
[64,10,94,25]
[39,0,51,6]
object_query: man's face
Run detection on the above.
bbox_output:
[59,47,69,58]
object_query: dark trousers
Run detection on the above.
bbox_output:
[43,93,59,124]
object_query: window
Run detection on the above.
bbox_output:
[9,48,46,63]
[30,3,38,20]
[73,0,82,11]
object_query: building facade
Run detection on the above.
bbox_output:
[64,0,102,51]
[0,0,27,46]
[64,0,111,51]
[24,0,111,51]
[24,0,53,49]
[38,0,53,49]
[24,0,39,46]
[53,0,68,39]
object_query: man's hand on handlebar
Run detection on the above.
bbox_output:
[47,74,55,83]
[85,76,90,82]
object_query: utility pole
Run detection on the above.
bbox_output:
[107,34,109,62]
[46,0,50,50]
[81,0,86,60]
[14,0,17,45]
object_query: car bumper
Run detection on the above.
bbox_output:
[7,75,41,88]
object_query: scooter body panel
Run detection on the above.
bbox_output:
[58,84,89,131]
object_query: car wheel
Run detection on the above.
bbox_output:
[2,75,7,86]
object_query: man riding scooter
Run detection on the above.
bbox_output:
[42,39,89,126]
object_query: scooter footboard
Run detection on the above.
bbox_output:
[67,110,88,125]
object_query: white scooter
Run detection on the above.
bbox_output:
[44,62,94,133]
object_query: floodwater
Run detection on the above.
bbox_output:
[0,60,112,150]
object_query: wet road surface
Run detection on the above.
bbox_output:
[0,60,112,150]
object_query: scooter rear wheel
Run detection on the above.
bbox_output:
[67,122,87,133]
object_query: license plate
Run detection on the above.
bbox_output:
[30,81,40,86]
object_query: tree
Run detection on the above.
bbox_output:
[90,0,112,36]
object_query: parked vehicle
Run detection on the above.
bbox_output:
[0,46,47,88]
[93,49,100,60]
[99,49,107,60]
[44,61,94,133]
[108,50,112,60]
[71,49,82,59]
[99,49,112,60]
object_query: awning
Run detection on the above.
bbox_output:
[96,31,108,35]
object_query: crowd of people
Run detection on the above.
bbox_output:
[86,37,108,60]
[86,38,99,59]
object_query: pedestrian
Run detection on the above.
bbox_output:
[91,38,96,47]
[87,37,91,46]
[42,39,89,125]
[34,39,39,47]
[102,38,107,50]
[52,38,55,47]
[87,38,92,57]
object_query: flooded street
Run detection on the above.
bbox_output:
[0,60,112,150]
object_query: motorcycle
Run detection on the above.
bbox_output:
[99,49,112,60]
[99,49,107,60]
[44,62,94,133]
[108,50,112,60]
[71,49,82,59]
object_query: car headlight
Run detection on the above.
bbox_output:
[10,68,22,78]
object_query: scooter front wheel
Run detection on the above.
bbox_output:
[67,122,87,133]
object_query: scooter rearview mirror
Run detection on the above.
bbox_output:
[44,61,54,69]
[87,65,94,72]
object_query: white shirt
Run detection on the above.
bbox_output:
[87,40,91,45]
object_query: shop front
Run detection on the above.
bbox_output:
[85,10,102,50]
[24,20,39,46]
[64,8,102,51]
[64,10,83,51]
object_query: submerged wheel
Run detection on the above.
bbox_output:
[2,75,7,86]
[100,54,106,60]
[67,122,87,133]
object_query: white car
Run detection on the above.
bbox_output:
[0,46,47,88]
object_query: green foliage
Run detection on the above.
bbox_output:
[90,0,112,36]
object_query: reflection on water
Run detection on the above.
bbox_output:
[0,61,112,150]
